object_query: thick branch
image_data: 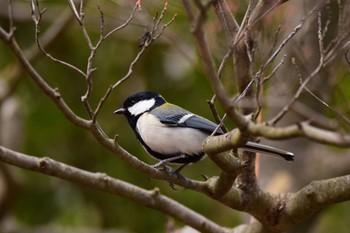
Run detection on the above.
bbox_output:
[0,145,228,233]
[248,121,350,147]
[286,175,350,225]
[212,0,239,40]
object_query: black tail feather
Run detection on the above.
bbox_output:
[242,141,294,161]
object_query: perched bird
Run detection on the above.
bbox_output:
[114,91,294,171]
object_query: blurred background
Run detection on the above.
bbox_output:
[0,0,350,232]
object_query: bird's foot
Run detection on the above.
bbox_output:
[152,160,168,169]
[152,161,190,190]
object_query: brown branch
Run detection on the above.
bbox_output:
[0,3,74,104]
[269,57,324,125]
[182,0,249,132]
[30,0,86,77]
[286,175,350,225]
[212,0,239,40]
[0,30,90,129]
[66,0,82,25]
[94,3,177,119]
[291,102,339,130]
[0,145,228,233]
[79,3,139,118]
[248,121,350,147]
[249,0,291,27]
[4,135,345,233]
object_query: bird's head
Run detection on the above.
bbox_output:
[114,91,166,120]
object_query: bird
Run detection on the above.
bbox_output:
[114,91,294,172]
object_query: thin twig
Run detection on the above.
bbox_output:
[94,45,147,118]
[2,34,90,128]
[207,99,228,133]
[153,12,178,40]
[236,3,324,118]
[305,88,350,127]
[269,14,324,125]
[30,0,86,77]
[212,0,238,42]
[83,3,139,121]
[262,54,286,84]
[67,0,83,25]
[260,18,304,74]
[94,3,177,119]
[217,47,234,81]
[267,25,282,58]
[0,6,74,104]
[104,3,139,39]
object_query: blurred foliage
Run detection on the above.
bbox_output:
[1,0,350,232]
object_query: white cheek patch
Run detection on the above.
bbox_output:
[128,99,155,116]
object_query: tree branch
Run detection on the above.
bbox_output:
[0,145,228,233]
[286,175,350,225]
[0,30,90,129]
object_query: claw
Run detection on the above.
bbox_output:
[151,160,190,189]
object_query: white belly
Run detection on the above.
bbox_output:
[137,113,209,155]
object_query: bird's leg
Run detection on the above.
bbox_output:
[172,163,189,177]
[165,163,188,180]
[167,162,191,190]
[152,154,187,168]
[152,155,190,190]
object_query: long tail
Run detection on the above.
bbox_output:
[242,141,294,161]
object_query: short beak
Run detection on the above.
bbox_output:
[114,108,126,115]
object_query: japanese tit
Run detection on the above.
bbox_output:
[114,91,294,168]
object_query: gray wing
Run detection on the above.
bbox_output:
[151,106,223,135]
[181,114,223,135]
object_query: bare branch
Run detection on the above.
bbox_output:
[94,4,177,119]
[0,145,228,233]
[268,56,324,125]
[304,88,350,127]
[248,121,350,147]
[286,175,350,225]
[267,25,282,58]
[291,102,339,130]
[182,0,249,132]
[1,32,90,129]
[249,0,292,27]
[259,19,303,75]
[104,3,139,39]
[66,0,83,25]
[30,0,86,76]
[237,1,327,112]
[94,45,148,118]
[262,54,286,84]
[268,4,348,126]
[207,99,228,133]
[255,54,287,119]
[212,0,239,41]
